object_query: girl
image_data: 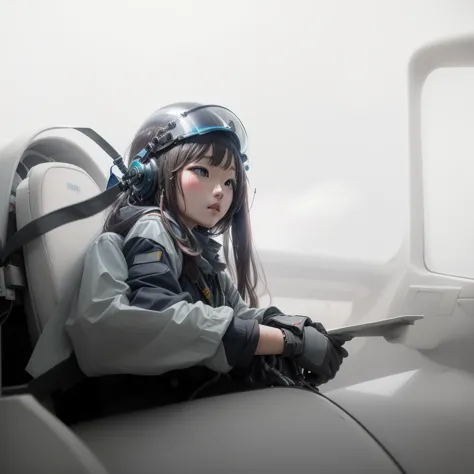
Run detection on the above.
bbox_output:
[63,102,349,419]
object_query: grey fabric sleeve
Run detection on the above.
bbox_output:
[65,215,272,377]
[219,271,282,323]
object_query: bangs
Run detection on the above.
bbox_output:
[186,132,241,172]
[206,143,236,170]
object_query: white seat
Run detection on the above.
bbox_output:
[15,162,106,344]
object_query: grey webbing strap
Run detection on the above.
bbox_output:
[0,126,125,266]
[0,184,121,266]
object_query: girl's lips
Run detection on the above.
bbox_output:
[208,203,221,212]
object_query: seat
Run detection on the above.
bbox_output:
[15,162,106,345]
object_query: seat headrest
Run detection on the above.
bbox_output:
[1,127,117,251]
[16,162,107,339]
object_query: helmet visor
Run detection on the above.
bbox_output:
[168,105,248,155]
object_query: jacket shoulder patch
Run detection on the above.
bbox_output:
[133,250,163,265]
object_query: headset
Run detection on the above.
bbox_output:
[116,128,175,202]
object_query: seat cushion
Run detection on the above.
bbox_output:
[16,162,106,342]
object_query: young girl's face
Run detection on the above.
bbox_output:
[177,151,237,229]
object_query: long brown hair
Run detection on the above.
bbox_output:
[104,125,263,307]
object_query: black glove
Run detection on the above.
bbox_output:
[264,314,349,384]
[312,322,353,360]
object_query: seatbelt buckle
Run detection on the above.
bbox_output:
[0,267,15,300]
[0,264,24,301]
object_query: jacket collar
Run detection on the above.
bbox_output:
[193,227,227,275]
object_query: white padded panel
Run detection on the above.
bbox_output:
[16,162,106,339]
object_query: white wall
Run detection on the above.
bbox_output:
[2,0,474,264]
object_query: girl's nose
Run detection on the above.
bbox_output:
[213,184,224,199]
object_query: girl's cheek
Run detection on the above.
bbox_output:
[221,189,233,207]
[181,172,202,191]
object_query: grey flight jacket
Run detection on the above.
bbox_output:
[62,211,280,378]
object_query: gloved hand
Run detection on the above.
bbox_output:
[312,322,353,361]
[263,314,350,384]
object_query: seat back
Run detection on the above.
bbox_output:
[15,162,106,344]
